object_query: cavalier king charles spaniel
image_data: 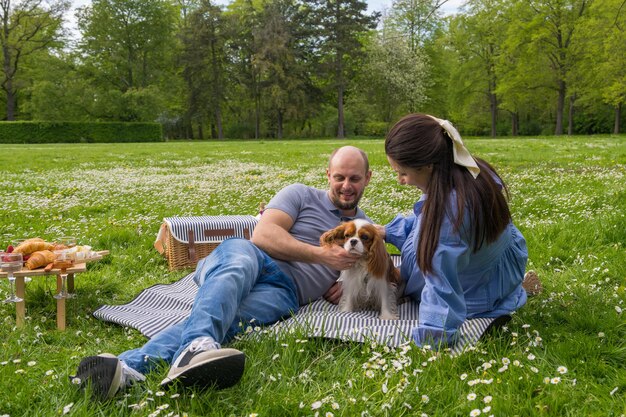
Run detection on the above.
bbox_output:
[320,219,401,320]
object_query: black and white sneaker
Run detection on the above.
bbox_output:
[70,354,144,400]
[160,337,245,390]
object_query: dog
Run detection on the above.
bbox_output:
[320,219,401,320]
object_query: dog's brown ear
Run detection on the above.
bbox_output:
[387,263,401,285]
[320,224,346,247]
[367,230,390,278]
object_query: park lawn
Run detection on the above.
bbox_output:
[0,136,624,416]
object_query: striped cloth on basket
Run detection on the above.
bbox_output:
[93,272,507,355]
[165,215,258,243]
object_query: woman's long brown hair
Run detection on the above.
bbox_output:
[385,114,511,274]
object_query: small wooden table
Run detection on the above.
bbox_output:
[0,250,109,330]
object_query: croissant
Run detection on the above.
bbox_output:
[25,250,56,270]
[14,238,54,255]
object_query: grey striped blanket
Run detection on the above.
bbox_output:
[93,272,507,355]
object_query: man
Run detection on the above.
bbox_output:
[72,146,372,400]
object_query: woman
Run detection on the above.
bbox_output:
[384,113,528,349]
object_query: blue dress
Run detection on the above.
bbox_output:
[385,193,528,348]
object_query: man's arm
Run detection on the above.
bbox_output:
[251,208,358,271]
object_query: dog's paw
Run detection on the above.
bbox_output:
[379,312,398,320]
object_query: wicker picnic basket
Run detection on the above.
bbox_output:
[154,215,258,271]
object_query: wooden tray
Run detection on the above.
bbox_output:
[0,250,109,278]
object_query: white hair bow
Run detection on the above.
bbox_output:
[428,115,480,179]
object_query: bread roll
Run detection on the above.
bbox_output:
[14,238,53,255]
[25,250,55,270]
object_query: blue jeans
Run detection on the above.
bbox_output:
[119,238,299,374]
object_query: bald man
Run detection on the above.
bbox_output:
[72,146,373,400]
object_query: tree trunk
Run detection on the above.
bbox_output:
[489,91,497,138]
[127,47,134,90]
[2,51,15,120]
[5,81,15,120]
[2,9,14,120]
[567,93,576,135]
[615,103,622,134]
[198,122,204,140]
[277,110,283,139]
[209,37,223,140]
[255,95,260,139]
[337,84,345,138]
[555,79,566,135]
[511,112,519,136]
[142,50,148,87]
[336,47,345,139]
[215,106,223,139]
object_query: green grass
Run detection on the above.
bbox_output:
[1,136,625,416]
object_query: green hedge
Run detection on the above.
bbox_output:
[0,121,163,143]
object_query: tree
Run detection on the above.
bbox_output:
[577,0,626,133]
[358,29,429,123]
[226,0,264,138]
[0,0,69,120]
[447,0,507,137]
[77,0,177,93]
[21,50,94,120]
[381,0,448,119]
[303,0,379,138]
[386,0,448,52]
[504,0,590,135]
[494,2,549,135]
[180,0,231,138]
[253,0,314,138]
[457,0,508,138]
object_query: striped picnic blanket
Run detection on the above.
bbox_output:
[93,272,507,355]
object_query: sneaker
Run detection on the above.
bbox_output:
[160,337,245,391]
[70,354,144,400]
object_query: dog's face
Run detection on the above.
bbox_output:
[341,220,379,256]
[321,219,373,253]
[321,219,386,268]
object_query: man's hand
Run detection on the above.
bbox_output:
[324,281,343,304]
[319,244,360,271]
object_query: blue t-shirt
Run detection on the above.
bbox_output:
[265,183,370,305]
[385,193,528,348]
